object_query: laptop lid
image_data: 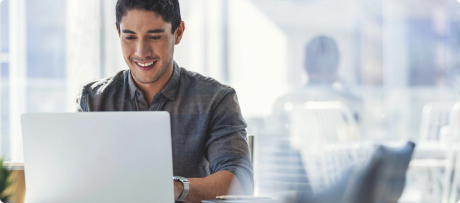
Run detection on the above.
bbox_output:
[21,112,174,203]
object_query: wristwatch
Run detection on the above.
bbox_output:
[173,176,190,201]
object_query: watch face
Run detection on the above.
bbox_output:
[173,176,189,182]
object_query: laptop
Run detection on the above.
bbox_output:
[21,112,174,203]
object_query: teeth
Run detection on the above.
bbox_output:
[137,62,154,67]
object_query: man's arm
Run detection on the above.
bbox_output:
[75,85,87,112]
[174,87,253,202]
[174,171,245,203]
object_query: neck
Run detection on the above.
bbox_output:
[133,63,174,106]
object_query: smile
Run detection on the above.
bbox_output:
[136,61,154,67]
[134,60,157,71]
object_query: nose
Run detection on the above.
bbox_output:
[135,39,152,58]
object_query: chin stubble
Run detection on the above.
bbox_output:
[132,59,172,84]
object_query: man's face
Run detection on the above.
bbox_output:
[118,9,183,84]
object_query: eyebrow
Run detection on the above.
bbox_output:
[122,29,165,34]
[147,29,165,33]
[122,29,136,34]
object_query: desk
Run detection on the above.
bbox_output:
[410,142,459,168]
[4,161,24,170]
[3,143,449,203]
[202,200,280,203]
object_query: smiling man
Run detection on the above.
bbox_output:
[75,0,253,202]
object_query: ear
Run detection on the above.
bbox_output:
[174,21,185,45]
[116,23,121,38]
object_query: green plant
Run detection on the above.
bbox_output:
[0,158,12,203]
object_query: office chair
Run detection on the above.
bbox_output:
[296,141,415,203]
[341,141,415,203]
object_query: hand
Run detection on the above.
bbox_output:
[174,180,184,201]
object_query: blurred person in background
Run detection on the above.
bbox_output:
[255,36,364,198]
[75,0,253,202]
[272,35,362,123]
[265,35,363,143]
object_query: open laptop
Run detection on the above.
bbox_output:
[21,112,174,203]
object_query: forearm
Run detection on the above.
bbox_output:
[176,171,245,203]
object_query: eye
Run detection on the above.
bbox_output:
[150,36,162,40]
[125,36,136,40]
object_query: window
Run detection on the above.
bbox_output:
[1,0,459,182]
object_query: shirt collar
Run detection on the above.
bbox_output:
[128,61,181,102]
[161,61,181,101]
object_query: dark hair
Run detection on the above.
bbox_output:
[116,0,181,34]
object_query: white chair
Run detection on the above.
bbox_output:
[419,102,456,142]
[292,101,362,194]
[407,102,457,203]
[255,101,361,197]
[446,102,460,203]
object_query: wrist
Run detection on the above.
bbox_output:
[174,181,184,200]
[173,176,190,201]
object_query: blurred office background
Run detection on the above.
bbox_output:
[2,0,460,202]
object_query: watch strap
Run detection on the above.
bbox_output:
[173,176,190,201]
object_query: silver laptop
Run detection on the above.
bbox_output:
[21,112,174,203]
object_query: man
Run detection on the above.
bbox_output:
[75,0,253,202]
[252,36,362,195]
[272,36,362,123]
